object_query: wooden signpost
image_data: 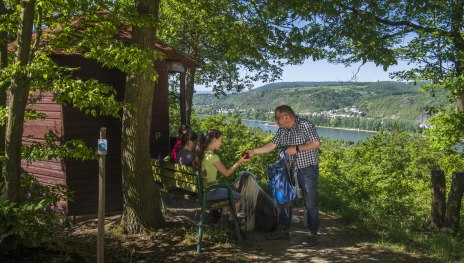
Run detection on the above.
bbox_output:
[97,128,107,263]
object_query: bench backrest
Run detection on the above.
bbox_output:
[152,159,205,194]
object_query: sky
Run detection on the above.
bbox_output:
[195,59,413,91]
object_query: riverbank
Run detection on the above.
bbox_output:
[316,125,377,133]
[240,118,378,133]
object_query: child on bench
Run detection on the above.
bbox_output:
[196,129,250,225]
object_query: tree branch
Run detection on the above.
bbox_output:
[340,3,451,37]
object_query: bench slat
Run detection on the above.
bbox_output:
[153,160,198,192]
[153,168,197,183]
[154,174,198,192]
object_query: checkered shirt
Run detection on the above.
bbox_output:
[272,118,319,168]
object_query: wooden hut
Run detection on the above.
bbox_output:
[20,28,200,215]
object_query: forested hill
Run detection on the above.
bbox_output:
[193,81,451,132]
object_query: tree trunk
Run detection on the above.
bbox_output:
[456,96,464,112]
[2,0,35,251]
[443,172,464,232]
[185,67,196,126]
[0,0,8,180]
[5,0,36,204]
[121,0,164,233]
[430,169,446,229]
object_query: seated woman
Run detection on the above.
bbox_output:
[175,131,198,167]
[171,124,191,163]
[196,129,250,222]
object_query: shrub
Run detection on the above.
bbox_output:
[0,174,69,248]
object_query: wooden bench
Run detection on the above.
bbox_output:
[152,159,243,253]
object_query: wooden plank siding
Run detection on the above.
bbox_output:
[17,41,196,215]
[21,160,65,186]
[56,55,125,215]
[151,64,170,158]
[21,90,66,199]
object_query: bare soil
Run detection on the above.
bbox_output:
[1,190,440,263]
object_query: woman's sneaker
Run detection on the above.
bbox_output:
[302,232,318,247]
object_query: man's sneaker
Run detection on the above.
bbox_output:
[302,232,318,247]
[265,227,289,240]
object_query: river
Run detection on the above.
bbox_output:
[241,120,377,142]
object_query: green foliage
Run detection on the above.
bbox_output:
[22,132,97,163]
[424,110,464,153]
[271,0,464,152]
[322,131,434,226]
[0,107,46,126]
[0,51,124,118]
[158,0,322,94]
[0,174,69,248]
[52,78,124,118]
[48,4,164,80]
[318,131,464,261]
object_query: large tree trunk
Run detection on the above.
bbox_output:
[430,169,446,229]
[121,0,164,233]
[5,0,36,204]
[443,172,464,232]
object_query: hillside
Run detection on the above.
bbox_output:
[193,81,451,131]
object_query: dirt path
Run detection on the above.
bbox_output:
[235,209,434,263]
[1,190,440,263]
[161,205,438,263]
[124,190,439,263]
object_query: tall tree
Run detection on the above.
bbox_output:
[5,0,36,203]
[0,0,9,179]
[1,0,166,232]
[121,0,164,233]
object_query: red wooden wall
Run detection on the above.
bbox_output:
[21,54,172,215]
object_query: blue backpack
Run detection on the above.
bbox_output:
[268,149,298,205]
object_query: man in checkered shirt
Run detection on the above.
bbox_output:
[247,105,321,247]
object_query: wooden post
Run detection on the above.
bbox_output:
[179,71,187,125]
[443,172,464,232]
[97,128,107,263]
[431,169,446,228]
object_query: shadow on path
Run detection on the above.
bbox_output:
[162,190,439,263]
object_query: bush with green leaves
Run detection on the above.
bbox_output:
[319,130,464,228]
[318,130,464,260]
[0,174,70,248]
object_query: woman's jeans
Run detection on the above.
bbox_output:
[278,165,319,234]
[206,187,241,201]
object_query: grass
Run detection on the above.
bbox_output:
[184,223,235,245]
[319,186,462,263]
[323,205,463,263]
